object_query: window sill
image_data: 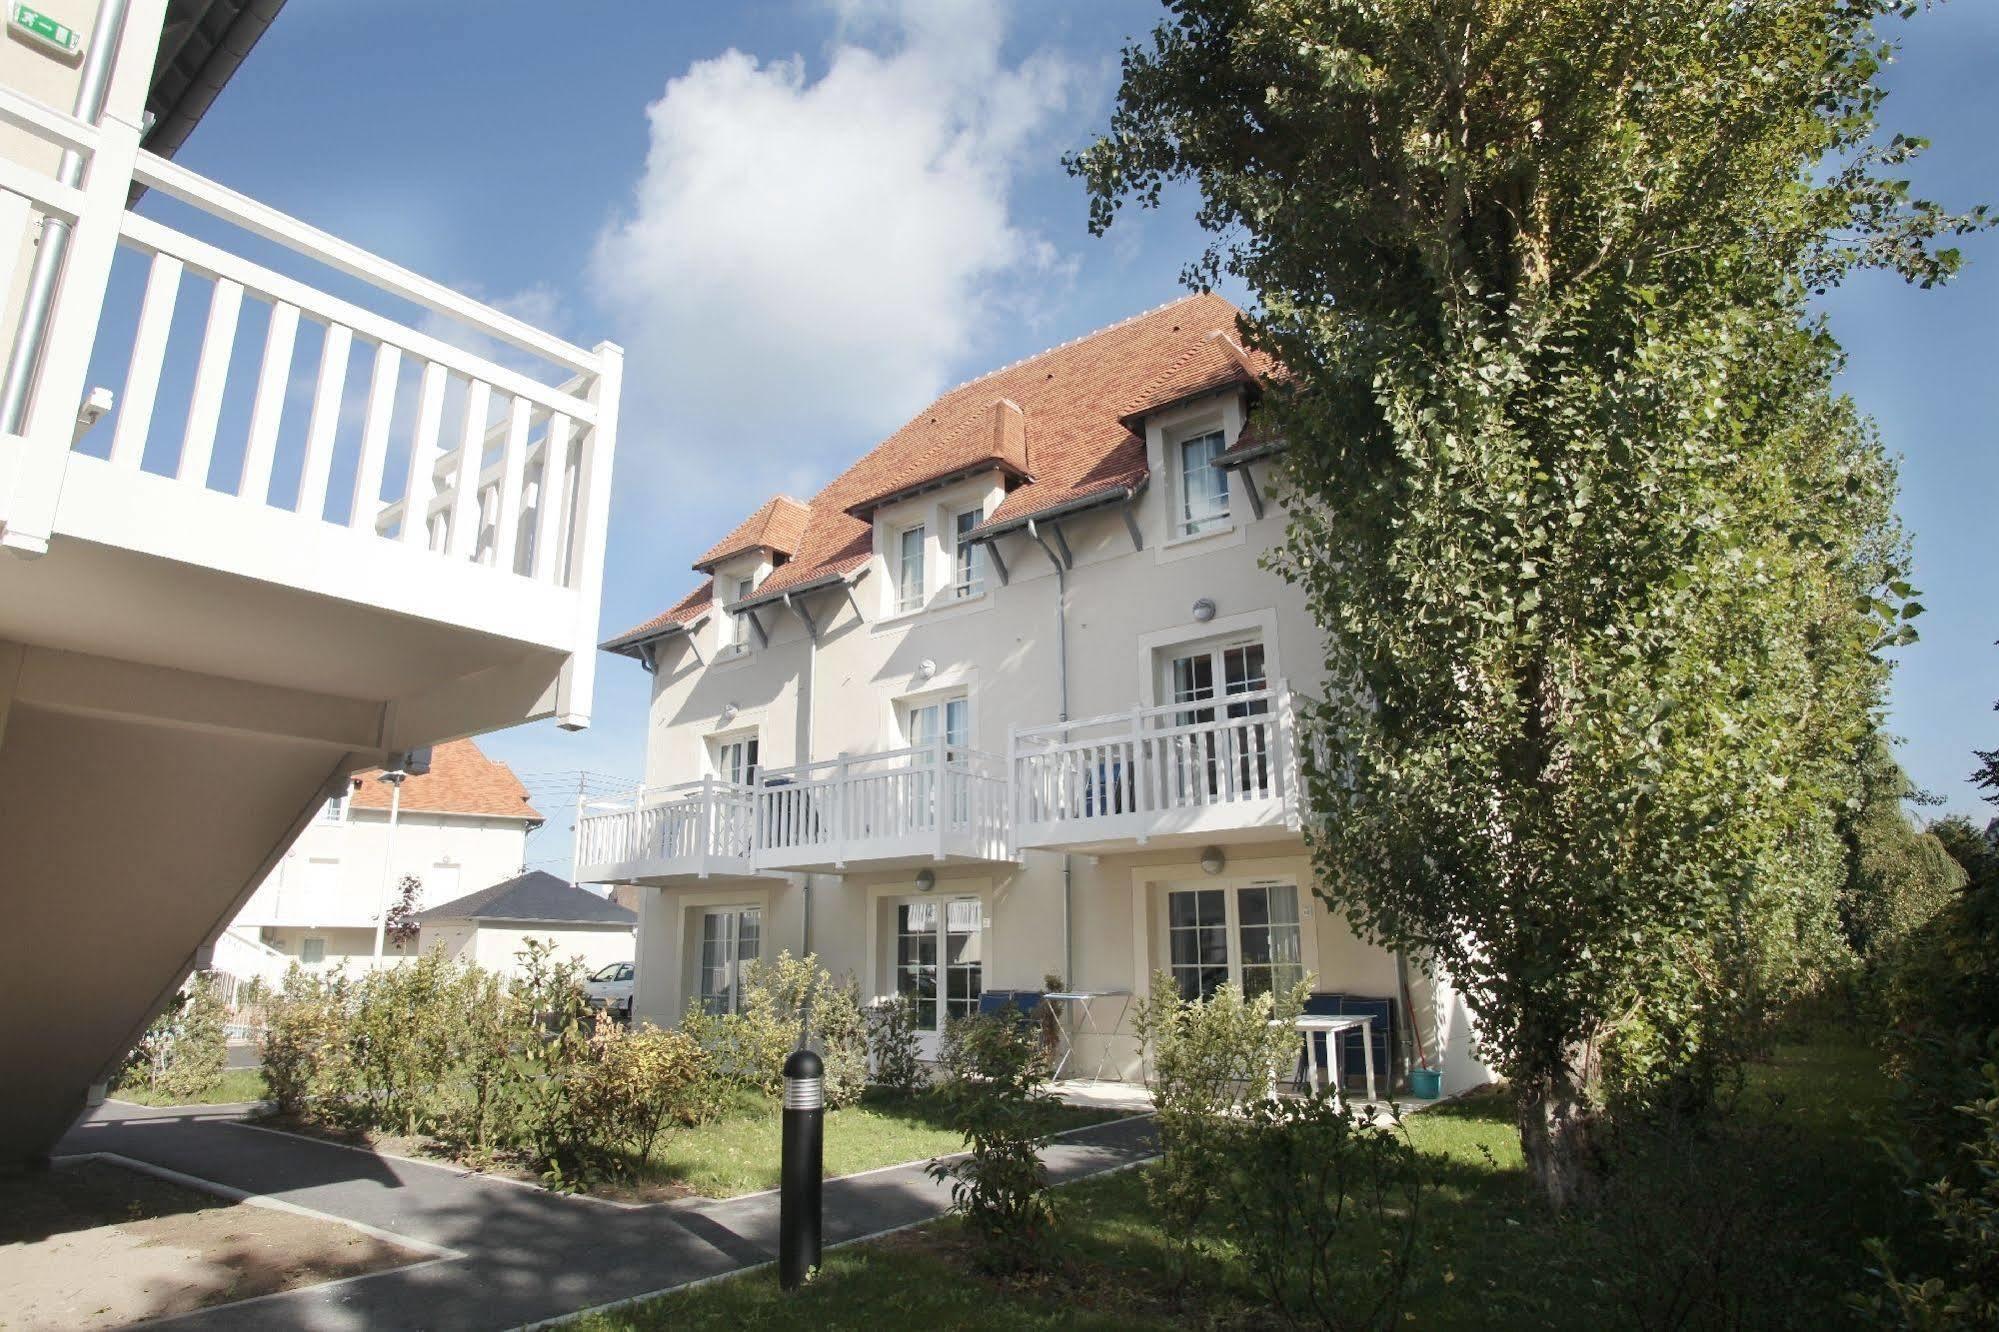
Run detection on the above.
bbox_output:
[870,590,994,635]
[1157,519,1246,563]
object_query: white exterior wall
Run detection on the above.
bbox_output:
[624,387,1495,1093]
[457,922,634,978]
[231,806,532,941]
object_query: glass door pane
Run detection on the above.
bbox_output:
[1222,643,1270,794]
[1237,884,1302,999]
[944,898,983,1024]
[1167,888,1229,1000]
[1168,652,1218,803]
[896,901,941,1030]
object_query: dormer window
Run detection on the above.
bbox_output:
[895,525,927,613]
[1178,430,1230,536]
[727,574,755,649]
[952,508,985,599]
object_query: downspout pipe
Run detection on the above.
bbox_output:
[1026,519,1074,985]
[799,594,818,959]
[0,0,135,435]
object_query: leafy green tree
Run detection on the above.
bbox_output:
[1839,737,1965,965]
[1075,0,1982,1204]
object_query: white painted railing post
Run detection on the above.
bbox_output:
[0,3,164,555]
[833,753,850,859]
[554,342,622,730]
[1277,679,1302,830]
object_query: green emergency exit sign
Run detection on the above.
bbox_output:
[9,4,83,58]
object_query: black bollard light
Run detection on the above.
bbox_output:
[779,1046,824,1290]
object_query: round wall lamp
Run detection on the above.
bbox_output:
[1192,597,1217,623]
[916,868,937,893]
[720,702,739,725]
[1199,845,1226,876]
[915,658,937,682]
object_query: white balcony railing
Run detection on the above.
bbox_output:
[756,739,1011,871]
[574,779,758,884]
[0,25,620,729]
[1010,682,1300,850]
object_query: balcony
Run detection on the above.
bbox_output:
[574,779,760,885]
[755,743,1013,874]
[0,59,619,742]
[1009,682,1301,852]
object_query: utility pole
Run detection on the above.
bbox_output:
[371,770,406,968]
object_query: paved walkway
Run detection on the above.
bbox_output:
[56,1100,1158,1330]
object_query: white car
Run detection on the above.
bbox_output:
[584,961,635,1017]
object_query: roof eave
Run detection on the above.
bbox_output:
[601,612,708,658]
[1215,438,1286,469]
[731,563,868,615]
[967,478,1149,544]
[1116,376,1259,432]
[845,460,1033,520]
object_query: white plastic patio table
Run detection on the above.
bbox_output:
[1043,989,1133,1081]
[1269,1015,1376,1105]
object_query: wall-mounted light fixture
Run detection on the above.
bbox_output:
[720,702,739,725]
[1192,597,1217,623]
[915,658,937,683]
[915,868,937,893]
[1200,845,1226,876]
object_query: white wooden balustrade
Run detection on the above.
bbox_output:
[0,31,621,730]
[573,779,759,884]
[755,737,1012,872]
[1009,682,1300,851]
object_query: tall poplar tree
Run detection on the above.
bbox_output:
[1075,0,1984,1205]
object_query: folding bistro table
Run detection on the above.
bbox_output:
[1269,1014,1377,1105]
[1043,989,1133,1081]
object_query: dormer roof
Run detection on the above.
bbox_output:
[692,496,811,573]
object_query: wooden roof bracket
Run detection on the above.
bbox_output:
[1026,517,1070,574]
[1238,462,1265,521]
[1119,495,1145,551]
[783,590,821,644]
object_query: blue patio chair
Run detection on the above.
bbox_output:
[977,990,1044,1033]
[1287,992,1397,1095]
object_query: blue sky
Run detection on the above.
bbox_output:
[167,1,1996,861]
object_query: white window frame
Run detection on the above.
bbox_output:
[726,574,756,650]
[299,936,327,965]
[951,507,986,599]
[709,730,761,787]
[891,895,984,1033]
[1175,427,1231,538]
[697,906,762,1016]
[1162,880,1304,1002]
[894,523,928,614]
[900,691,969,754]
[321,791,348,823]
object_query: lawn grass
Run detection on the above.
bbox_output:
[579,1029,1917,1330]
[112,1066,268,1107]
[619,1088,1119,1200]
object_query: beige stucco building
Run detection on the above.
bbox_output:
[579,295,1492,1093]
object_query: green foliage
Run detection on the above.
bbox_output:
[866,993,925,1094]
[571,1021,710,1168]
[1860,1064,1999,1330]
[1840,738,1966,966]
[119,971,228,1103]
[253,941,711,1187]
[929,1012,1058,1274]
[1133,969,1309,1286]
[1074,0,1983,1204]
[1880,823,1999,1171]
[1214,1095,1424,1332]
[682,951,869,1107]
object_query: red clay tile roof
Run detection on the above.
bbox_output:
[1119,328,1263,427]
[693,495,811,572]
[616,293,1263,644]
[349,739,541,821]
[604,579,714,650]
[846,397,1033,517]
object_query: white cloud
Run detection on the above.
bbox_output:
[591,0,1084,490]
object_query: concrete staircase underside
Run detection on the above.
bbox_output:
[0,679,354,1165]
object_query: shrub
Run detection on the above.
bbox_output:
[120,971,229,1102]
[1216,1094,1423,1332]
[1133,969,1308,1286]
[866,993,924,1094]
[1859,1059,1999,1330]
[684,952,869,1107]
[929,1012,1058,1274]
[448,963,515,1150]
[349,949,465,1135]
[571,1020,711,1170]
[505,938,596,1168]
[260,964,353,1118]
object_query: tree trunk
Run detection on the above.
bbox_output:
[1516,1044,1603,1210]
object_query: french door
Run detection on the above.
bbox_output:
[1164,881,1303,1002]
[892,895,983,1051]
[905,695,969,826]
[1163,638,1271,800]
[698,907,760,1015]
